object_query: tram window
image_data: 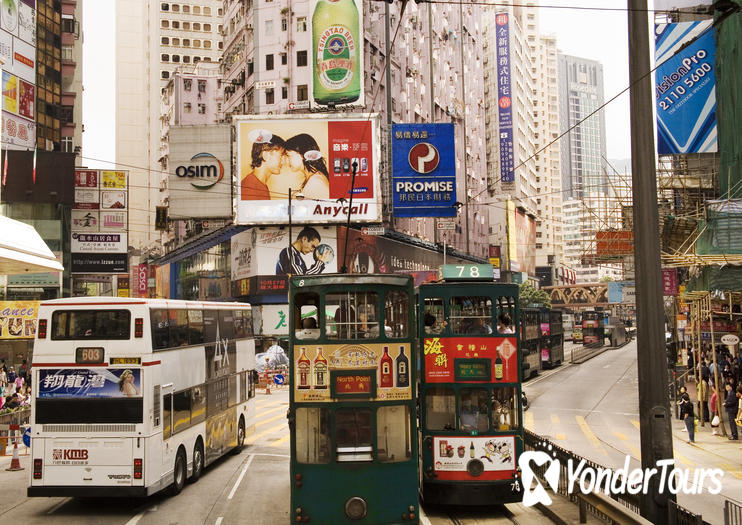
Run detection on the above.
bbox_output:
[496,296,516,335]
[191,385,206,424]
[295,407,331,464]
[492,387,519,430]
[377,405,411,462]
[326,291,378,340]
[425,387,456,430]
[451,296,493,335]
[188,309,204,344]
[295,293,320,340]
[459,388,489,433]
[384,291,409,338]
[423,298,446,334]
[335,408,373,462]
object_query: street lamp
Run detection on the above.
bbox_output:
[288,188,305,254]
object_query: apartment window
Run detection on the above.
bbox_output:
[161,37,169,45]
[198,103,206,114]
[198,80,206,92]
[183,22,191,30]
[297,17,307,32]
[282,86,288,99]
[193,6,201,14]
[217,8,222,16]
[193,40,201,48]
[172,37,180,45]
[61,17,76,33]
[183,39,191,47]
[182,5,190,13]
[161,54,170,62]
[62,45,74,61]
[161,20,170,28]
[172,55,180,62]
[536,243,543,250]
[161,2,169,10]
[172,4,180,12]
[203,41,211,49]
[204,24,211,31]
[184,102,192,113]
[266,88,275,104]
[266,54,274,70]
[61,136,73,153]
[203,57,211,62]
[194,56,201,63]
[297,84,308,101]
[297,50,307,67]
[184,79,192,91]
[280,52,287,65]
[218,41,223,50]
[247,61,254,75]
[161,70,170,79]
[183,55,191,63]
[172,20,180,29]
[204,6,211,14]
[193,23,201,31]
[265,19,274,35]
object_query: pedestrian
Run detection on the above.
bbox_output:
[697,378,709,423]
[687,347,695,374]
[723,383,739,440]
[678,392,695,444]
[710,383,720,435]
[701,360,710,383]
[735,385,742,431]
[6,367,17,384]
[678,385,687,421]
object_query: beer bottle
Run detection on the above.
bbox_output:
[395,346,409,388]
[313,347,328,389]
[380,346,393,388]
[311,0,361,105]
[297,347,311,389]
[470,441,475,458]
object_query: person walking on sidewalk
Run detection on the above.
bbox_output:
[698,378,709,423]
[723,383,739,440]
[679,392,695,444]
[710,383,720,435]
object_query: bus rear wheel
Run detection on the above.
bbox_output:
[190,440,204,483]
[170,448,187,495]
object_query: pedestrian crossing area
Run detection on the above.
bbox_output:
[246,392,290,449]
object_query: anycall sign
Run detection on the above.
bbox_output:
[423,336,518,383]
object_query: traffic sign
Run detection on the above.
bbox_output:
[361,226,385,236]
[22,427,30,448]
[274,374,285,385]
[721,334,739,346]
[437,220,455,231]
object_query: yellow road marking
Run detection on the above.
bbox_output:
[246,422,287,444]
[256,413,286,428]
[673,452,693,467]
[270,434,291,447]
[257,404,287,418]
[555,434,566,441]
[630,420,640,430]
[718,463,742,480]
[550,414,560,425]
[524,411,534,431]
[613,431,642,460]
[575,415,608,457]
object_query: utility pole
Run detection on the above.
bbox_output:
[627,1,675,523]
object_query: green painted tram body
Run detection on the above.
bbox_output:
[289,274,419,524]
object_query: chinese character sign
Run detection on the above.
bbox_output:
[655,20,717,154]
[495,13,515,183]
[38,369,142,398]
[391,123,457,218]
[423,336,518,383]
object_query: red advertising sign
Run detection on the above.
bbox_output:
[423,336,518,383]
[137,265,148,297]
[257,275,288,293]
[74,170,99,188]
[328,120,374,200]
[662,268,678,296]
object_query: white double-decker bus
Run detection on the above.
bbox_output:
[28,297,257,497]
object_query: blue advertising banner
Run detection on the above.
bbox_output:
[655,20,717,154]
[38,368,142,398]
[392,123,456,218]
[495,13,514,183]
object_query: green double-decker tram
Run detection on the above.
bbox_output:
[288,274,419,524]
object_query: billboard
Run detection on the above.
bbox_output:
[38,368,142,398]
[168,125,232,219]
[506,203,536,276]
[235,115,380,225]
[309,0,364,110]
[655,20,717,154]
[231,226,338,280]
[495,13,515,183]
[595,230,634,256]
[391,123,457,218]
[0,300,39,339]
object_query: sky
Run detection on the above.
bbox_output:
[82,0,654,167]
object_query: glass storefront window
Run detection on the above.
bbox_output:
[492,387,519,430]
[377,405,411,462]
[459,388,489,433]
[295,407,331,464]
[425,387,455,430]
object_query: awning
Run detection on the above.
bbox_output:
[0,216,64,274]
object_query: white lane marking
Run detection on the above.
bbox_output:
[124,511,147,525]
[228,454,254,500]
[419,506,433,525]
[250,452,290,458]
[215,518,223,525]
[46,498,69,515]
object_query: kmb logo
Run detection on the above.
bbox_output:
[53,449,89,460]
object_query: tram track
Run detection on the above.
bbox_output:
[422,503,524,525]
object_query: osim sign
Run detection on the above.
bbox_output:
[175,152,224,190]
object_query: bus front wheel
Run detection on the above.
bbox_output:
[233,417,245,455]
[190,440,204,483]
[170,448,187,495]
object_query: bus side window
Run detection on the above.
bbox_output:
[188,309,204,345]
[169,309,189,347]
[191,386,206,425]
[153,385,161,427]
[250,370,258,398]
[163,393,172,439]
[173,390,191,434]
[151,309,170,350]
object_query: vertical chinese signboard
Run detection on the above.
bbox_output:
[495,13,514,183]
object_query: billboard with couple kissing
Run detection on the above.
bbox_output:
[234,115,381,225]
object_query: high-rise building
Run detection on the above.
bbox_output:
[115,0,224,250]
[62,0,84,160]
[37,0,62,151]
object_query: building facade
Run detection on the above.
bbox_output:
[61,0,83,158]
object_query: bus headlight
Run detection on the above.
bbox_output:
[344,497,367,520]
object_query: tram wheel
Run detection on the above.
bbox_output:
[190,440,204,483]
[170,448,187,495]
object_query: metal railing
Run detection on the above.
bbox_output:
[725,498,742,525]
[524,430,708,525]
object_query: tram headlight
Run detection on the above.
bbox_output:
[344,496,368,520]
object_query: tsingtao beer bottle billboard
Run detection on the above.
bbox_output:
[310,0,364,109]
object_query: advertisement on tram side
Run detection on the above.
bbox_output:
[422,336,518,383]
[433,436,516,477]
[292,343,412,402]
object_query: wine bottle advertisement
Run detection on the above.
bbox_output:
[293,343,412,402]
[432,436,515,475]
[422,336,518,383]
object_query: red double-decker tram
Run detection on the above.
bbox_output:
[417,264,524,505]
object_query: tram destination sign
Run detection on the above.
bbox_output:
[439,264,495,281]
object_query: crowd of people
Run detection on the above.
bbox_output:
[679,344,742,443]
[0,360,31,411]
